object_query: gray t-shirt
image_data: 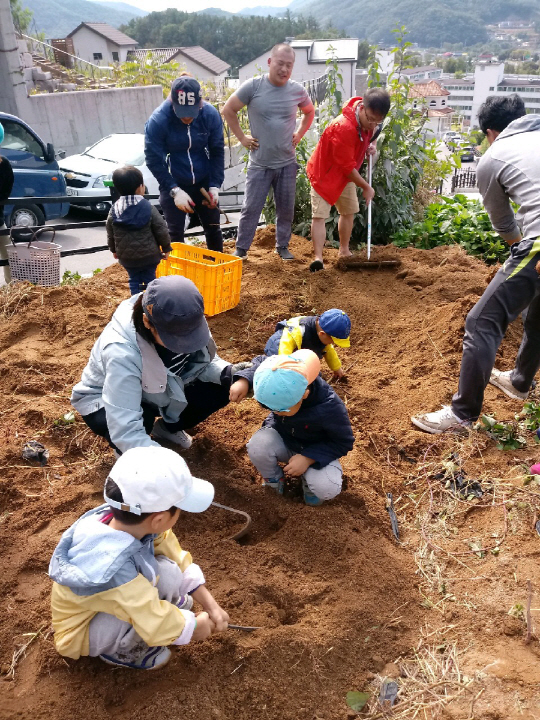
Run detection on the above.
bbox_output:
[235,75,310,169]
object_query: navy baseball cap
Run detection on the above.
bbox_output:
[319,309,351,348]
[142,276,210,354]
[171,77,202,119]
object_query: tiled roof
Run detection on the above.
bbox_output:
[67,22,137,46]
[401,65,439,75]
[127,48,181,64]
[176,46,230,74]
[428,107,454,117]
[410,80,450,98]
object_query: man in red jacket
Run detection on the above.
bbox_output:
[307,88,390,271]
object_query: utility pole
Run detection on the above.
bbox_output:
[0,0,30,116]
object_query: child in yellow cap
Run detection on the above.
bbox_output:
[233,349,354,505]
[264,308,351,379]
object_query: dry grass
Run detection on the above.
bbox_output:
[0,281,36,320]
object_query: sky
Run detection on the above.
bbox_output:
[123,0,291,13]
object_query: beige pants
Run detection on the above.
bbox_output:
[310,182,360,220]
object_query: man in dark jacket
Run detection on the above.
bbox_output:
[0,121,15,282]
[106,166,172,295]
[232,350,354,506]
[144,75,225,252]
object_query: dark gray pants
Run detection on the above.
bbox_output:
[452,237,540,421]
[236,162,298,251]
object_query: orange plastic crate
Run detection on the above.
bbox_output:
[156,243,243,316]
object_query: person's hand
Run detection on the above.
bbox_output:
[113,252,118,259]
[292,132,302,148]
[366,144,377,156]
[333,368,345,380]
[362,184,375,205]
[162,251,170,259]
[229,378,249,403]
[208,187,220,208]
[283,454,315,477]
[242,135,259,151]
[208,605,229,632]
[191,612,216,641]
[173,188,195,214]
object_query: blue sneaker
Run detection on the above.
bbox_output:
[262,476,285,494]
[302,478,324,506]
[99,645,171,670]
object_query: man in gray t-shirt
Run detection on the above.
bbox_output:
[223,43,314,260]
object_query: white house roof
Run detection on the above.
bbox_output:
[67,22,137,46]
[126,46,230,74]
[401,65,439,75]
[240,38,358,70]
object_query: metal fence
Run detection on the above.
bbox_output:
[451,169,477,193]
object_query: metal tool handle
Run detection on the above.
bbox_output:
[367,154,373,260]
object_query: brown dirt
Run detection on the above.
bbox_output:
[1,227,540,719]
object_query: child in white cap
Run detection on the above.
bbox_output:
[49,446,229,670]
[233,350,354,506]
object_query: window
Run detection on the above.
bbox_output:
[441,99,446,106]
[489,86,494,91]
[0,119,44,158]
[429,100,437,106]
[112,51,119,62]
[93,52,102,61]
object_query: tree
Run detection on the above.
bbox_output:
[10,0,32,34]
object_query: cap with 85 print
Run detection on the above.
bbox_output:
[142,276,210,354]
[105,446,214,515]
[253,349,321,412]
[171,77,202,119]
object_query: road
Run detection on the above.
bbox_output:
[1,207,241,287]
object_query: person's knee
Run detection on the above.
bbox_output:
[304,461,342,500]
[247,428,280,462]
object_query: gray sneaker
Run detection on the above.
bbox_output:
[411,406,470,435]
[275,246,295,260]
[152,418,193,449]
[489,368,528,401]
[234,247,247,258]
[99,645,171,670]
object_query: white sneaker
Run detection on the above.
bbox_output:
[489,368,528,401]
[151,419,193,449]
[411,406,470,435]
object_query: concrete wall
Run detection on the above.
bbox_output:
[70,27,137,65]
[24,85,164,156]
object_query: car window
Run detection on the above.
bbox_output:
[84,135,144,165]
[0,119,44,158]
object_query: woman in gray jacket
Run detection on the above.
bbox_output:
[71,276,250,454]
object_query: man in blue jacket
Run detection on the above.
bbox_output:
[232,350,354,506]
[145,75,225,252]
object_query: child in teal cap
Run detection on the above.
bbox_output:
[233,349,354,506]
[264,308,351,379]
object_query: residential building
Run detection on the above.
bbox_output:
[127,46,230,83]
[400,65,442,82]
[238,38,359,101]
[440,60,540,126]
[409,80,453,136]
[67,23,138,66]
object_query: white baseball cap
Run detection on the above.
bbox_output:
[105,446,214,515]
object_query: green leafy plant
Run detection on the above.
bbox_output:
[61,270,82,286]
[393,194,509,265]
[53,411,75,427]
[346,691,370,713]
[476,414,527,451]
[517,400,540,432]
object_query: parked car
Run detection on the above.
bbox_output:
[59,133,159,215]
[459,144,476,162]
[444,132,462,149]
[0,111,70,227]
[443,131,460,143]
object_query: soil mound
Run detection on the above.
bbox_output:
[0,228,539,720]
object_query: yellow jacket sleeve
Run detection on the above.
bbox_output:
[323,344,341,371]
[278,325,303,355]
[154,529,193,571]
[51,574,189,658]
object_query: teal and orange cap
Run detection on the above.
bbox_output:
[253,349,321,412]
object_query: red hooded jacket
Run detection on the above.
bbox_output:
[307,97,373,206]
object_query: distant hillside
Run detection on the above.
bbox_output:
[87,0,148,17]
[237,5,290,16]
[287,0,539,46]
[197,7,235,17]
[23,0,144,38]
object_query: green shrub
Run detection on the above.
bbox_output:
[392,194,508,264]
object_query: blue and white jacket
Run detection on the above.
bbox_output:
[144,99,225,193]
